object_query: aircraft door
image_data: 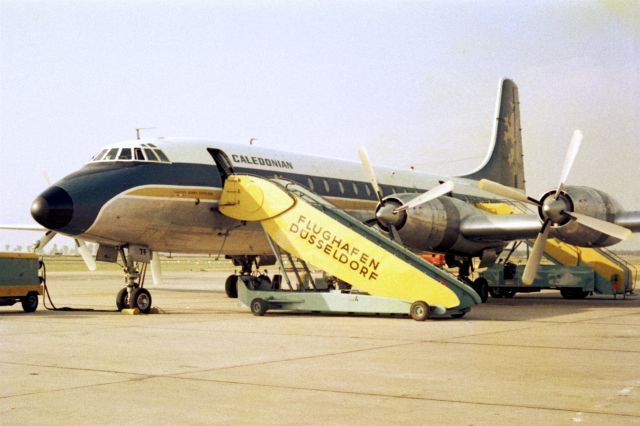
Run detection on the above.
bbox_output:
[208,149,235,183]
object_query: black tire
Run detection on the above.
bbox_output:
[130,288,152,314]
[490,288,516,299]
[225,275,238,298]
[116,288,128,311]
[21,292,38,313]
[451,311,466,319]
[489,287,503,298]
[473,277,489,303]
[502,290,516,298]
[560,287,589,299]
[256,274,271,290]
[272,274,282,290]
[250,298,268,316]
[410,301,429,321]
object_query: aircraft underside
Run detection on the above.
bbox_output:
[83,193,274,255]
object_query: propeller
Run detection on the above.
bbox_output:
[521,220,550,285]
[33,230,57,253]
[357,146,402,242]
[479,130,631,284]
[75,239,97,271]
[357,146,455,242]
[357,146,384,201]
[393,180,455,213]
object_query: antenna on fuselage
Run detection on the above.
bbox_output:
[249,138,257,145]
[135,127,155,140]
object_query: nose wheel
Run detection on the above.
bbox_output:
[115,286,153,314]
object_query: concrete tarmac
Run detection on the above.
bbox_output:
[1,271,639,425]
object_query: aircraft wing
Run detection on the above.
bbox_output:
[614,211,640,232]
[0,224,47,231]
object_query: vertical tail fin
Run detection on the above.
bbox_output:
[463,78,525,191]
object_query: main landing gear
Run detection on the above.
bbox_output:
[115,247,153,314]
[224,255,274,299]
[446,255,489,303]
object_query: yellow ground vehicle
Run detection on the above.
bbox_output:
[0,253,43,312]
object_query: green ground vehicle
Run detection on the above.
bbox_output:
[480,261,627,299]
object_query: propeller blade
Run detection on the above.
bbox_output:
[522,221,551,285]
[150,252,162,286]
[389,224,403,244]
[556,129,582,197]
[479,179,535,205]
[565,212,632,241]
[394,181,454,213]
[33,230,57,253]
[42,170,52,185]
[75,239,97,271]
[357,146,383,202]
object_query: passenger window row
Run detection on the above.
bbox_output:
[302,175,417,199]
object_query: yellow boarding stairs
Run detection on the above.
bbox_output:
[477,202,637,297]
[219,175,480,319]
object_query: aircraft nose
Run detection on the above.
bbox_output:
[31,186,74,230]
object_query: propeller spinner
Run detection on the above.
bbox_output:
[357,146,455,242]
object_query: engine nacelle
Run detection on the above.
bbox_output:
[551,186,623,247]
[376,193,501,256]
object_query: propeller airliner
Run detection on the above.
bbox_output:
[6,79,640,313]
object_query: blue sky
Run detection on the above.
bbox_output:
[1,0,638,248]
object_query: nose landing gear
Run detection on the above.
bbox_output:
[115,247,153,314]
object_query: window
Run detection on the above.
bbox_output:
[93,149,107,161]
[118,148,132,160]
[365,184,372,197]
[307,177,315,191]
[91,146,169,163]
[322,179,330,193]
[144,149,159,161]
[337,181,345,195]
[352,182,359,196]
[155,150,170,162]
[104,148,119,161]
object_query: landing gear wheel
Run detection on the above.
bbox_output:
[410,301,429,321]
[130,288,152,314]
[225,275,238,298]
[472,277,489,303]
[489,288,516,299]
[257,274,271,289]
[116,288,129,311]
[21,292,38,313]
[250,298,269,316]
[502,290,516,298]
[560,287,589,299]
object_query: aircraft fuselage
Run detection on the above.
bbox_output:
[30,138,506,257]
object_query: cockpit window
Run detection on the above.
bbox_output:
[118,148,132,160]
[155,149,169,162]
[144,149,158,161]
[134,148,145,160]
[93,149,108,161]
[90,146,171,163]
[104,148,119,161]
